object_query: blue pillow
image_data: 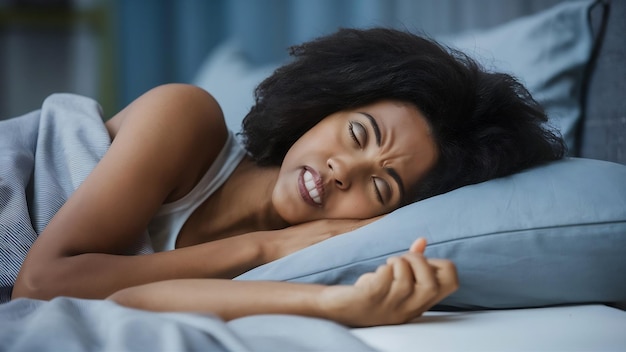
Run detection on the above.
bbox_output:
[235,1,626,309]
[193,42,278,133]
[436,0,593,151]
[237,158,626,309]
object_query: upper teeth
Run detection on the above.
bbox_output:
[304,170,321,204]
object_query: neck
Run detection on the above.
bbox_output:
[177,156,288,248]
[225,157,289,231]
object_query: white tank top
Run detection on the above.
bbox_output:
[147,131,247,252]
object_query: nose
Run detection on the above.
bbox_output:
[327,157,347,189]
[327,156,371,190]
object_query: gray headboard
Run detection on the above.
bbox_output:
[578,0,625,164]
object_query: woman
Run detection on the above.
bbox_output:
[10,28,564,327]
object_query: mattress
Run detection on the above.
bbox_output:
[351,304,626,351]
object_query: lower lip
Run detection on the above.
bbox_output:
[298,168,321,207]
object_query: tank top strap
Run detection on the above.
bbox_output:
[147,130,247,252]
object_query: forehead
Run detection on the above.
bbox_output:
[353,100,439,197]
[350,100,433,140]
[357,100,422,121]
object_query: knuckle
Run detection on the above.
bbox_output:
[440,260,460,287]
[395,281,414,298]
[450,275,460,291]
[375,264,390,275]
[442,259,457,273]
[386,256,399,265]
[420,280,440,297]
[355,272,375,287]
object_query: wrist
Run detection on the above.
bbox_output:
[188,234,267,278]
[242,230,271,266]
[315,285,353,326]
[247,230,281,265]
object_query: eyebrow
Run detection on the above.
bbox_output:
[359,112,381,146]
[358,111,406,203]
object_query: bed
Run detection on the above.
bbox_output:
[352,305,626,351]
[1,0,624,351]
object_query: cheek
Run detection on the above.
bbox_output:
[328,191,380,219]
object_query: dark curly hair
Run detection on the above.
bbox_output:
[241,27,565,203]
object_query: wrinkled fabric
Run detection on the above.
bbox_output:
[0,93,147,303]
[0,297,376,352]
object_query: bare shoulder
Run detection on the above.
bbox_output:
[109,84,229,195]
[12,84,234,298]
[107,83,227,146]
[31,84,229,255]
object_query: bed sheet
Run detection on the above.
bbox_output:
[0,297,376,352]
[351,304,626,351]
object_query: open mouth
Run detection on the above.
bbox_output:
[298,167,324,206]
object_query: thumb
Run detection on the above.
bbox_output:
[409,237,427,254]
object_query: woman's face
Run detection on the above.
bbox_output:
[273,100,438,224]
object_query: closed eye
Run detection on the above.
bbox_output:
[372,177,384,204]
[348,121,366,148]
[372,177,391,205]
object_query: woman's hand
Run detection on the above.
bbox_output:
[253,216,383,263]
[316,238,458,327]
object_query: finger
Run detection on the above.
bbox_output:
[386,257,416,304]
[427,258,460,297]
[401,253,439,305]
[386,257,414,282]
[357,265,393,300]
[409,259,459,313]
[409,238,427,254]
[354,272,376,286]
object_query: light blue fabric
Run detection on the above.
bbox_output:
[0,297,375,352]
[0,94,153,304]
[0,94,110,303]
[438,0,594,151]
[237,157,626,309]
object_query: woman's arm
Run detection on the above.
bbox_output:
[11,83,407,301]
[12,84,263,300]
[13,83,377,301]
[108,239,459,327]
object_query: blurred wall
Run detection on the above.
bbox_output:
[0,0,109,118]
[0,0,571,120]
